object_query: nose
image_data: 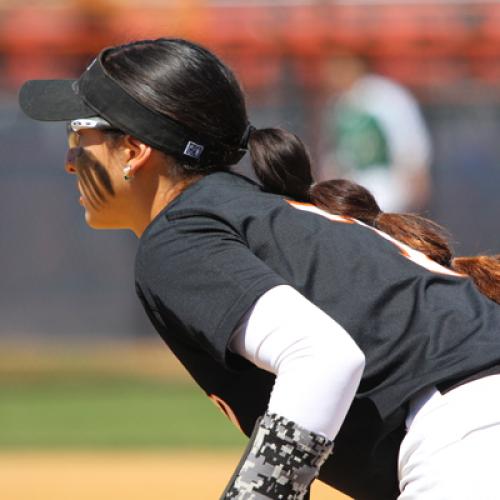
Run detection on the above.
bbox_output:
[65,148,78,174]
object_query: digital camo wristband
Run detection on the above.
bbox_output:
[222,412,334,500]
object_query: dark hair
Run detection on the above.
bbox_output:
[101,38,313,197]
[101,38,248,173]
[249,128,313,202]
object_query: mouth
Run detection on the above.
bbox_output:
[77,182,87,206]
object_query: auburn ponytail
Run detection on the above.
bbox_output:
[245,128,499,304]
[451,256,500,304]
[374,214,452,268]
[309,178,381,225]
[310,179,500,304]
[248,128,313,203]
[310,180,453,267]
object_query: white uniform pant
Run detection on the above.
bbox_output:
[398,375,500,500]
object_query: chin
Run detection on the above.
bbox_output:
[84,211,128,231]
[84,212,113,230]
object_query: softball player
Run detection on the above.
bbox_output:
[19,38,500,499]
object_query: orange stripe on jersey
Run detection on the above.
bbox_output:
[286,200,313,208]
[208,394,244,433]
[372,226,463,278]
[286,199,355,224]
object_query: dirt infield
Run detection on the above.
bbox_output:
[1,450,352,500]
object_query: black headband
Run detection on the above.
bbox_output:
[19,48,250,169]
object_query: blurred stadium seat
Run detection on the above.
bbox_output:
[1,2,500,89]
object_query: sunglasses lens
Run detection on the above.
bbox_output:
[66,123,79,148]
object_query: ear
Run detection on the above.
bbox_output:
[121,135,153,175]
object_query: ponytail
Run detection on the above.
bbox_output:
[375,214,452,268]
[248,128,313,203]
[245,128,499,304]
[451,256,500,304]
[309,178,381,226]
[310,179,500,304]
[311,180,453,267]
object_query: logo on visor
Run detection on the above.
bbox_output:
[183,141,204,159]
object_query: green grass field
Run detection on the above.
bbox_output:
[0,343,246,450]
[0,343,352,500]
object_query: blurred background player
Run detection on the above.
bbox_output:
[319,55,433,213]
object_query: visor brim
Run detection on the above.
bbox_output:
[19,79,97,121]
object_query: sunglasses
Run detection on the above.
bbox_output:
[66,117,123,148]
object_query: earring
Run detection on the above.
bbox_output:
[123,164,133,181]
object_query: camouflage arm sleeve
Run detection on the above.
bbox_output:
[221,412,334,500]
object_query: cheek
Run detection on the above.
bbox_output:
[73,147,116,207]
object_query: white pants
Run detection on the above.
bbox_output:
[398,375,500,500]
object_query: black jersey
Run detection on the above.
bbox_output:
[135,172,500,499]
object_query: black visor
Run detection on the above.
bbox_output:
[19,49,247,168]
[19,79,96,121]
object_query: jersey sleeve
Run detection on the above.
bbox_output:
[135,213,288,367]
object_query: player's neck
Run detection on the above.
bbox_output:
[131,172,202,237]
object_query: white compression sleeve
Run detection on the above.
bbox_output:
[229,285,365,441]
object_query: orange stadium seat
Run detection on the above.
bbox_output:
[374,55,466,90]
[1,6,92,85]
[365,4,468,58]
[1,2,500,90]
